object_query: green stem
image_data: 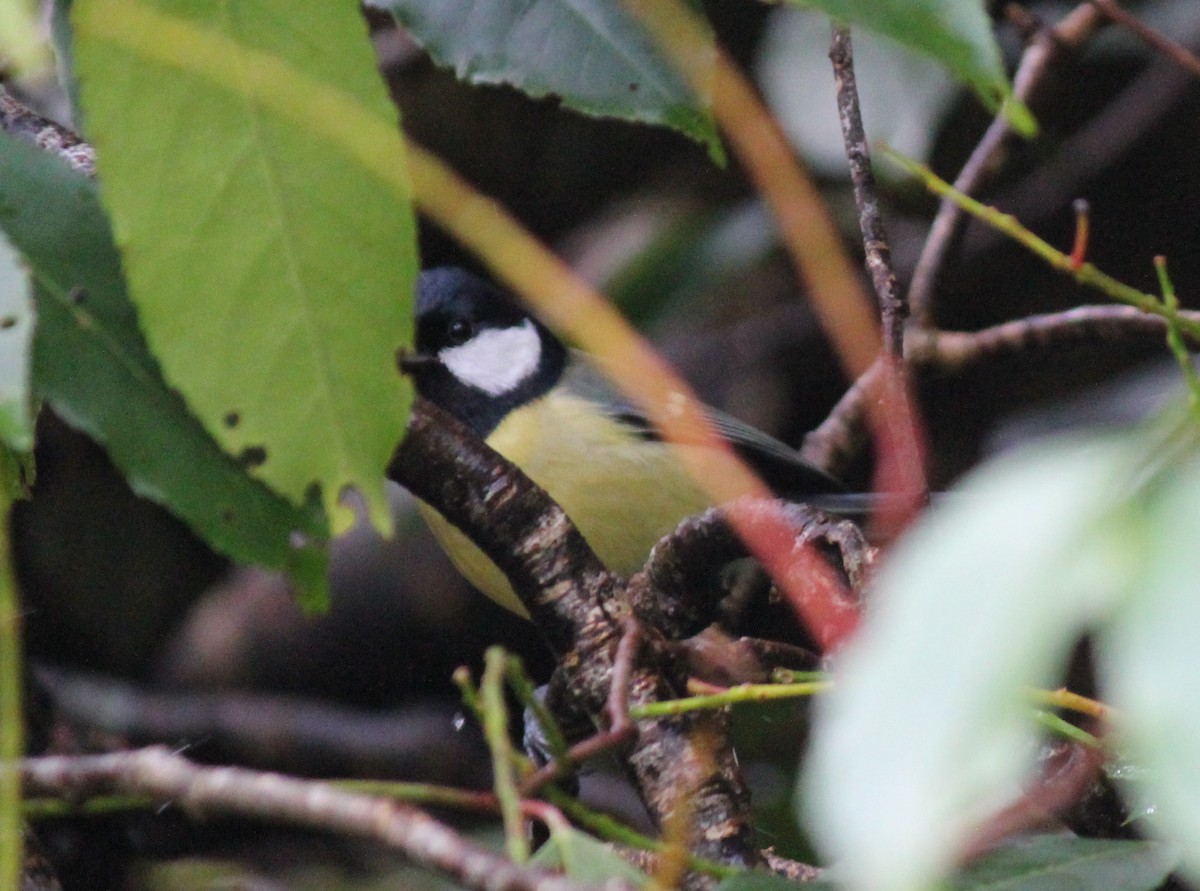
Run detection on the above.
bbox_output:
[0,459,21,891]
[883,148,1200,341]
[1032,710,1102,749]
[541,786,740,880]
[1155,256,1200,417]
[481,648,528,864]
[629,681,832,719]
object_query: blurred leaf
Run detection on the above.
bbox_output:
[0,231,35,452]
[72,0,417,534]
[951,835,1176,891]
[0,130,329,607]
[1100,453,1200,887]
[371,0,723,160]
[802,435,1148,891]
[529,825,648,884]
[0,0,50,74]
[779,0,1033,134]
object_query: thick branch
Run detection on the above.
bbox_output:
[628,502,874,640]
[0,89,94,175]
[22,747,620,891]
[389,399,624,657]
[389,401,763,877]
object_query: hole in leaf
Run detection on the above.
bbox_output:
[238,445,268,469]
[223,411,241,429]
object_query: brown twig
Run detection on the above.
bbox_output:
[800,358,886,477]
[805,304,1200,476]
[907,305,1200,372]
[826,24,927,534]
[22,747,623,891]
[1089,0,1200,79]
[907,3,1106,325]
[828,25,904,358]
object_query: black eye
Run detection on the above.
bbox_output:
[446,318,473,346]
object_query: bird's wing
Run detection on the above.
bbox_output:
[560,353,846,499]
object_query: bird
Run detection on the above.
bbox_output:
[402,266,846,617]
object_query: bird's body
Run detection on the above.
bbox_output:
[406,268,843,617]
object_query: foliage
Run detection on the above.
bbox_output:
[71,0,419,537]
[2,0,1199,890]
[370,0,724,161]
[803,425,1200,890]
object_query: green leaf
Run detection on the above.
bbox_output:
[951,836,1176,891]
[1100,454,1200,887]
[529,825,648,885]
[371,0,723,161]
[801,435,1148,891]
[71,0,418,534]
[0,230,35,452]
[781,0,1033,135]
[0,130,329,607]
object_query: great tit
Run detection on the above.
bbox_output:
[405,267,845,617]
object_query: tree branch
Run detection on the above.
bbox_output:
[22,746,622,891]
[389,401,764,878]
[0,89,94,175]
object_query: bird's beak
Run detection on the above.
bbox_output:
[396,349,437,375]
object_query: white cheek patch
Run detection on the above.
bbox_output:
[440,319,542,396]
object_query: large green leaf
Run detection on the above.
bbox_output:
[371,0,722,160]
[0,131,329,605]
[715,837,1174,890]
[951,836,1175,891]
[71,0,418,534]
[0,231,34,452]
[1101,454,1200,887]
[801,435,1147,891]
[782,0,1033,134]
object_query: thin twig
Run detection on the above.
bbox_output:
[907,4,1105,324]
[619,0,880,379]
[807,304,1200,475]
[22,747,626,891]
[827,25,927,532]
[1089,0,1200,79]
[828,25,904,357]
[907,305,1200,372]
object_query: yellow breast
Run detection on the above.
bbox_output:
[417,390,713,617]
